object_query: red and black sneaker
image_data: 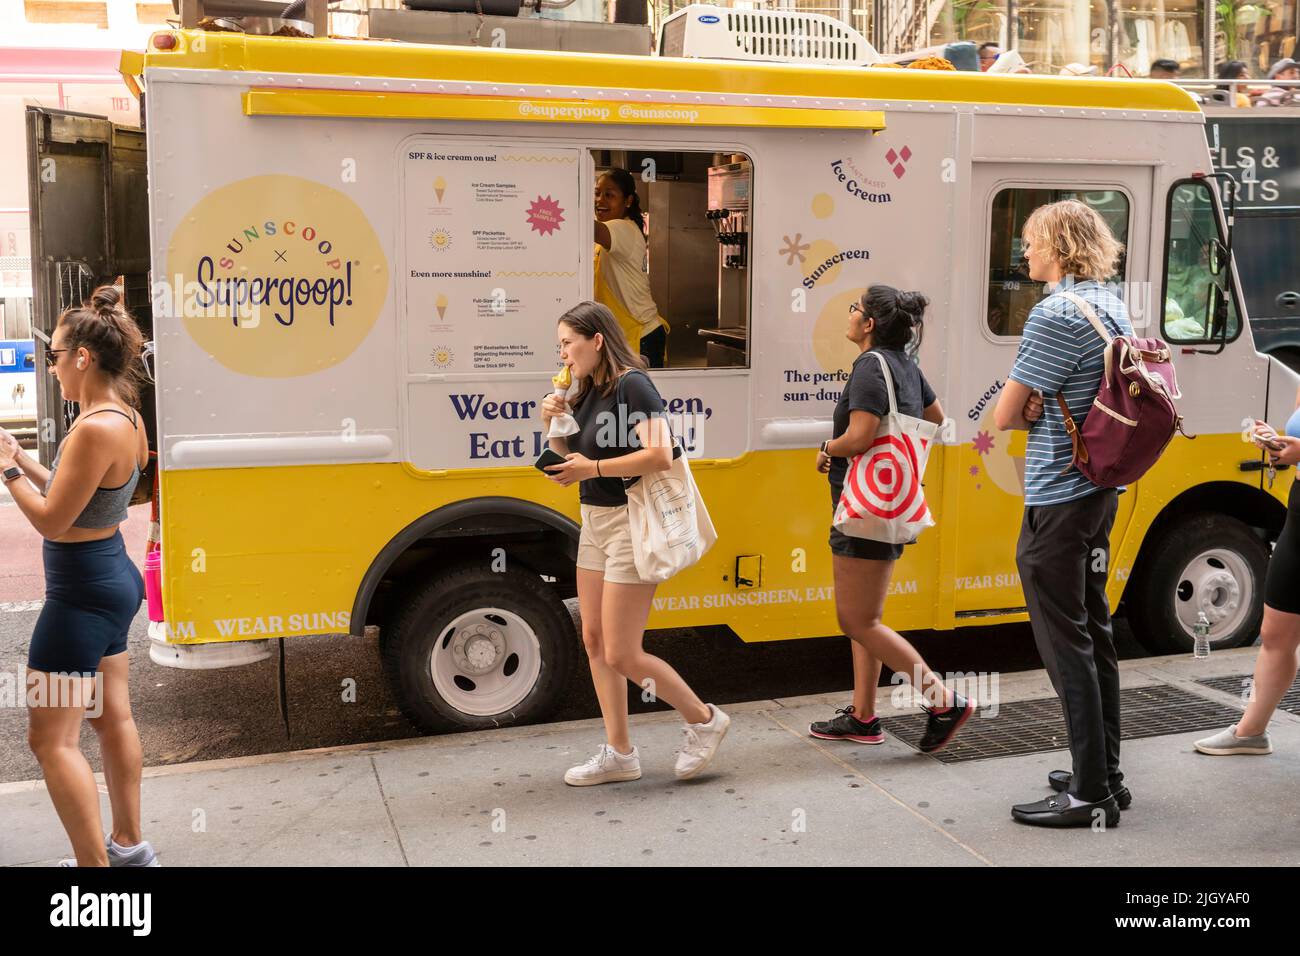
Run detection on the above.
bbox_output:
[918,693,975,753]
[808,706,885,744]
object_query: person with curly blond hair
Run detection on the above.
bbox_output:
[993,199,1133,829]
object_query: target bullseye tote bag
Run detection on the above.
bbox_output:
[833,351,941,545]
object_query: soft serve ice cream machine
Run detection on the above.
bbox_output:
[703,158,751,366]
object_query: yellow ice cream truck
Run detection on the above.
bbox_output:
[25,7,1296,732]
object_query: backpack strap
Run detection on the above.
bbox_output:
[1050,292,1112,474]
[1058,290,1114,345]
[1054,391,1090,470]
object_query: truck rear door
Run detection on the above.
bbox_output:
[24,105,154,496]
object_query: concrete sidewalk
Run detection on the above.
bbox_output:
[2,647,1297,867]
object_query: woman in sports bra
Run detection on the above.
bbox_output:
[0,286,158,867]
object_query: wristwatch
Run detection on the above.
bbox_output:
[2,466,21,483]
[820,440,831,455]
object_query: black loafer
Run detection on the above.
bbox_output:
[1048,770,1132,810]
[1011,792,1120,828]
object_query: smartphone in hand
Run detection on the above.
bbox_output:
[534,448,568,473]
[1254,424,1286,452]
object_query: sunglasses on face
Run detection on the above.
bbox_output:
[43,349,69,368]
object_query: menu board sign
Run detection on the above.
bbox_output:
[402,141,586,374]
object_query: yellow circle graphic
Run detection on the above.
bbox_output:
[811,193,835,219]
[800,239,845,286]
[167,175,389,378]
[813,287,863,373]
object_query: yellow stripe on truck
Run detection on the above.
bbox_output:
[241,88,888,130]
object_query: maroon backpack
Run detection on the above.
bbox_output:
[1053,291,1186,487]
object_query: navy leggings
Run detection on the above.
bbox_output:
[28,531,144,676]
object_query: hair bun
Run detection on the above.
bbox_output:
[899,291,929,319]
[90,285,122,315]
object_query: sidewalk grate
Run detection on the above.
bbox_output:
[1195,674,1300,717]
[881,685,1243,764]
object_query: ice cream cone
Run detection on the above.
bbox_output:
[547,366,580,439]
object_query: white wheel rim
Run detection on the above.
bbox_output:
[429,607,542,717]
[1174,548,1253,641]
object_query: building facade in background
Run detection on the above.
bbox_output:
[654,0,1299,76]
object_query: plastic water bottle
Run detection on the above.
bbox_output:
[1193,613,1211,659]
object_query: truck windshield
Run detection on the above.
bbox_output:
[1162,179,1241,344]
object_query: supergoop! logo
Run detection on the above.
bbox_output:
[163,175,389,377]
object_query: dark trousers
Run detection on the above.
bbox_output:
[1015,489,1122,802]
[640,325,667,368]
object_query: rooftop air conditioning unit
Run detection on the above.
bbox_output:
[659,4,879,67]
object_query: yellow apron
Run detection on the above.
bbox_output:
[593,243,643,356]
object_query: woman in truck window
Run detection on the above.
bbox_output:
[809,286,975,750]
[0,286,158,867]
[541,301,728,785]
[594,168,668,367]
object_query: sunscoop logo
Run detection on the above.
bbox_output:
[50,887,151,936]
[165,175,390,378]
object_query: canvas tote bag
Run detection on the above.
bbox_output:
[616,372,717,582]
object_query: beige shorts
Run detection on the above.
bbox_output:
[577,504,649,585]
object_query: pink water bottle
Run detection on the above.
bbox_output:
[144,549,164,622]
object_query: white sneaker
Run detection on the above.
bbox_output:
[58,834,162,867]
[674,704,730,780]
[564,744,642,787]
[107,836,161,867]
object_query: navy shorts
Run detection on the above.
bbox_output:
[28,531,144,676]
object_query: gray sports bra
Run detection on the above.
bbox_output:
[43,407,143,529]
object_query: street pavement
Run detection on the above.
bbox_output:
[3,646,1295,867]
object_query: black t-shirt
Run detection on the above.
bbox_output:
[569,368,667,507]
[829,348,937,501]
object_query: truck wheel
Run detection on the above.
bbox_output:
[1126,513,1268,655]
[382,563,578,733]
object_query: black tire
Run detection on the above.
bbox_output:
[1126,512,1268,655]
[381,562,579,733]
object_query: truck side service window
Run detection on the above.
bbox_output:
[986,188,1130,338]
[1161,180,1242,344]
[591,148,752,369]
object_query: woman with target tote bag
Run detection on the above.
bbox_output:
[809,286,975,752]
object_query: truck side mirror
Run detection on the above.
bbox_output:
[1209,238,1228,276]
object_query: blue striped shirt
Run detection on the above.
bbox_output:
[1009,279,1133,506]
